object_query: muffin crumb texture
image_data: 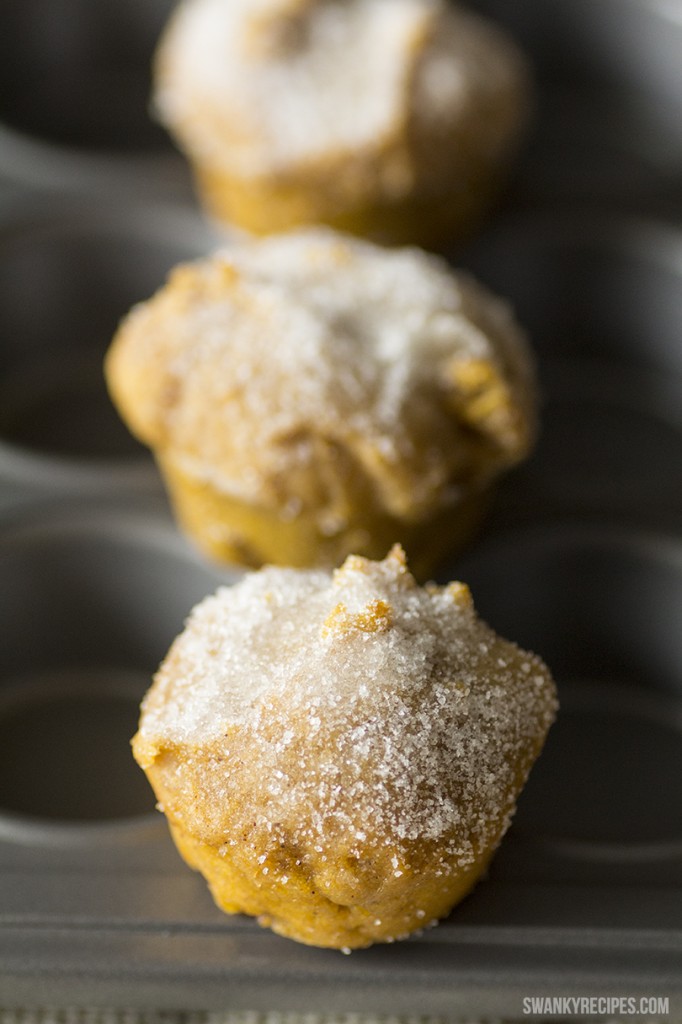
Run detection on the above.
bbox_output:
[133,546,558,949]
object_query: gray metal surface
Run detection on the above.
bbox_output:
[0,0,189,199]
[467,0,682,211]
[0,0,680,1016]
[0,199,221,499]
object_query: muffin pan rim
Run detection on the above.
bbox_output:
[0,120,187,196]
[443,518,682,577]
[457,205,682,272]
[0,439,159,493]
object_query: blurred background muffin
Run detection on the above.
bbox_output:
[105,228,537,575]
[152,0,531,247]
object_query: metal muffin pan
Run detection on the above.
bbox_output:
[0,208,679,1011]
[0,0,190,199]
[0,197,219,500]
[1,511,680,1013]
[466,0,682,210]
[457,210,682,530]
[444,524,682,860]
[0,501,234,834]
[0,0,681,1016]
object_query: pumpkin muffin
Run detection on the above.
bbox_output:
[105,229,537,574]
[153,0,531,246]
[132,545,557,950]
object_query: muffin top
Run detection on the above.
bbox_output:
[106,230,536,524]
[154,0,529,190]
[133,545,557,862]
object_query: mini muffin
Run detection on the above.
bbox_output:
[105,229,537,575]
[133,545,558,950]
[153,0,531,247]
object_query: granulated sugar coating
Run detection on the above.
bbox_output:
[133,546,557,950]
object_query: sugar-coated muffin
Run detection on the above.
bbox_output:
[153,0,531,246]
[133,546,558,950]
[105,230,537,575]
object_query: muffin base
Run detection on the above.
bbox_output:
[157,452,488,577]
[169,819,496,950]
[193,162,503,250]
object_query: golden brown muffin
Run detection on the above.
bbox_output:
[105,229,537,574]
[153,0,531,247]
[133,545,558,950]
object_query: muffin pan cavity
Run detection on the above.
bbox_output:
[446,525,682,860]
[459,212,682,524]
[0,200,218,495]
[0,504,234,836]
[0,669,152,825]
[467,0,682,204]
[0,0,186,196]
[514,681,682,851]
